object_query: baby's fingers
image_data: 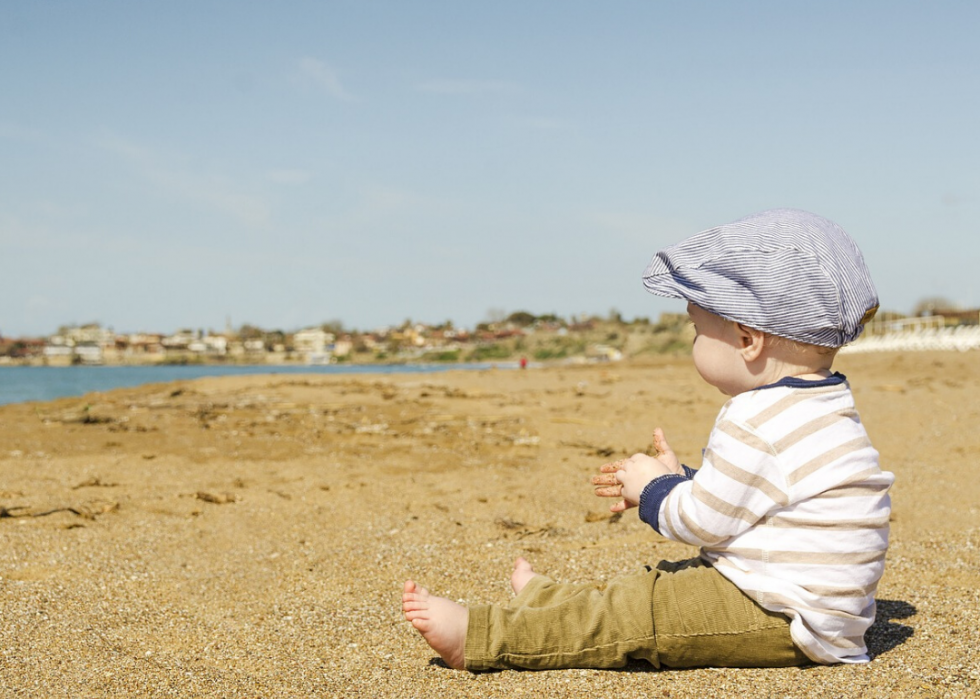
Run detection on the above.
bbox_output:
[594,485,624,498]
[652,427,682,473]
[598,460,625,474]
[610,498,635,513]
[590,472,619,486]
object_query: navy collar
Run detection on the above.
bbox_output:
[753,371,847,392]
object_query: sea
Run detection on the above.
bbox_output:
[0,363,508,407]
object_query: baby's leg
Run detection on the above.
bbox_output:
[401,580,468,670]
[468,566,661,671]
[405,560,659,671]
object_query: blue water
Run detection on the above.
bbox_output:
[0,363,506,406]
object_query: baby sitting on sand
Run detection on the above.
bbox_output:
[402,209,894,671]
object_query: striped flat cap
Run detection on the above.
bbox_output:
[642,209,879,348]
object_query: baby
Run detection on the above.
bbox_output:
[403,209,894,671]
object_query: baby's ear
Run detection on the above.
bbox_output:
[735,323,766,360]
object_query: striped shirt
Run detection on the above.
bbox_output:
[638,373,894,664]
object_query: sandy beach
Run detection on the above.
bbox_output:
[1,351,978,697]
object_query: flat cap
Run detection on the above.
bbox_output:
[642,209,879,347]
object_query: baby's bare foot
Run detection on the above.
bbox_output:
[510,557,539,595]
[402,580,468,670]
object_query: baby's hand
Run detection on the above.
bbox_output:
[591,428,682,512]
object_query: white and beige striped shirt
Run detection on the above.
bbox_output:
[639,374,894,664]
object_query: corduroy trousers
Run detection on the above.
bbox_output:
[464,558,811,671]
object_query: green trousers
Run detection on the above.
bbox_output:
[464,558,811,671]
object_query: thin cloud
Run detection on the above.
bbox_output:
[295,58,356,102]
[416,78,522,97]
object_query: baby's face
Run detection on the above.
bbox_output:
[687,303,748,396]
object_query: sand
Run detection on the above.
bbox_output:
[1,351,978,697]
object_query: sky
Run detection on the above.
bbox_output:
[1,1,978,337]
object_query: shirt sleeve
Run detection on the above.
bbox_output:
[638,474,688,533]
[654,420,790,547]
[636,463,699,533]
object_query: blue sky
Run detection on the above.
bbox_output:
[1,1,978,336]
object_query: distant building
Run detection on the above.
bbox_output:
[162,329,198,350]
[62,323,115,347]
[333,337,353,357]
[293,327,336,362]
[293,327,332,353]
[185,333,228,355]
[74,343,104,365]
[126,333,165,354]
[43,344,74,364]
[204,334,228,355]
[44,324,115,365]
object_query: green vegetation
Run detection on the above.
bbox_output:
[533,347,568,361]
[467,343,513,361]
[424,349,461,362]
[505,311,537,327]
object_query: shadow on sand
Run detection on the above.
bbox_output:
[866,598,916,659]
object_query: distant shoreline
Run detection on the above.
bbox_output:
[0,361,521,407]
[0,354,503,369]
